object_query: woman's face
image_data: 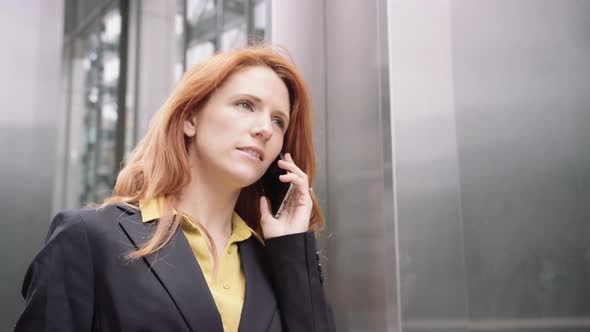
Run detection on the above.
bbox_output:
[184,65,291,189]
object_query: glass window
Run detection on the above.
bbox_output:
[64,5,123,207]
[183,0,266,69]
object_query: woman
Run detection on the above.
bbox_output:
[15,46,334,332]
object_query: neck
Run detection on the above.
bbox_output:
[176,165,241,237]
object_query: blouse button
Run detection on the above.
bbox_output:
[223,284,231,290]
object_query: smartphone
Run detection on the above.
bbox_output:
[260,152,295,218]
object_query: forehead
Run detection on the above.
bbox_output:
[218,66,291,111]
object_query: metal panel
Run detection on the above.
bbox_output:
[324,1,395,330]
[273,0,397,330]
[271,0,328,230]
[387,1,469,331]
[390,0,590,331]
[0,0,65,330]
[135,0,178,136]
[452,0,590,329]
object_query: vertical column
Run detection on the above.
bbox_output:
[324,0,394,330]
[273,0,397,330]
[0,0,65,329]
[270,0,328,236]
[388,0,469,331]
[113,0,130,175]
[133,0,179,137]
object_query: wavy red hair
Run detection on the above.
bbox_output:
[103,45,325,259]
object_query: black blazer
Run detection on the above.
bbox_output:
[14,204,335,332]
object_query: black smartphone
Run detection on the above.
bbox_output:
[260,153,295,218]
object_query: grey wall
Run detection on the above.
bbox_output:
[391,0,590,331]
[324,0,396,330]
[134,0,179,137]
[273,0,397,331]
[388,2,468,331]
[270,0,329,228]
[0,0,64,330]
[453,0,590,327]
[278,0,590,330]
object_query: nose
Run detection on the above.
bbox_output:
[251,116,273,140]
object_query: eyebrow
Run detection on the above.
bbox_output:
[234,93,290,120]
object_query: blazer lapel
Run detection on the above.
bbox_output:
[116,205,224,332]
[238,238,278,332]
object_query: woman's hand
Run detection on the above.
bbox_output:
[259,153,312,239]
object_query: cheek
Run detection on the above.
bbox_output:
[198,112,236,144]
[270,136,285,158]
[215,108,245,134]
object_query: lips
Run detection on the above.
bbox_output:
[236,146,265,161]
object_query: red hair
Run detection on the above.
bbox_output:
[103,45,325,259]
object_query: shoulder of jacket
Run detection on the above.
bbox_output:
[51,204,134,232]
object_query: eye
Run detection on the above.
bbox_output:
[236,100,254,111]
[272,118,286,129]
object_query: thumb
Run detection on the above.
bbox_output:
[259,196,273,221]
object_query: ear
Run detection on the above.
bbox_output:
[183,114,197,137]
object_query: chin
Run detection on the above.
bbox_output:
[227,168,263,188]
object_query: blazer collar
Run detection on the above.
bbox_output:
[138,197,265,245]
[115,204,277,332]
[116,204,223,332]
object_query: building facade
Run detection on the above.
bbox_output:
[3,0,590,331]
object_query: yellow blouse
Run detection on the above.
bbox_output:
[139,198,263,332]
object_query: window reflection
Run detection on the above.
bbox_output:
[183,0,266,68]
[63,0,267,207]
[67,7,122,206]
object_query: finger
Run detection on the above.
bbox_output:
[278,159,306,179]
[279,174,311,202]
[279,173,306,186]
[259,196,273,220]
[283,152,297,167]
